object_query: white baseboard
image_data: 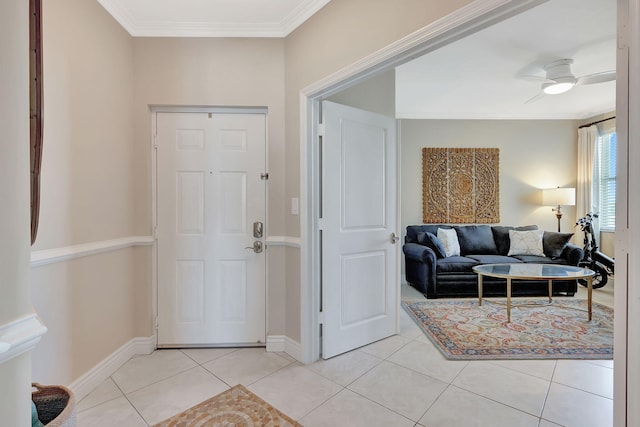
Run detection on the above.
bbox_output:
[69,336,155,401]
[266,335,285,352]
[284,337,302,362]
[266,335,303,363]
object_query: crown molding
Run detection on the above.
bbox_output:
[281,0,331,36]
[97,0,331,38]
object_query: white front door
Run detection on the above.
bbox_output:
[321,101,398,359]
[156,111,266,346]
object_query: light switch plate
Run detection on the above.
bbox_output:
[291,197,299,215]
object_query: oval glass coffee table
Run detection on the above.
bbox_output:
[472,263,596,322]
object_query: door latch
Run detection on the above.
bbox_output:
[245,241,263,253]
[390,232,400,244]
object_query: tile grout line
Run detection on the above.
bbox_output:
[344,386,423,425]
[111,375,152,427]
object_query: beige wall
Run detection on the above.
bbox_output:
[283,0,474,342]
[0,0,35,424]
[132,37,287,335]
[327,69,396,117]
[31,248,150,383]
[400,119,579,239]
[35,0,136,250]
[29,0,147,387]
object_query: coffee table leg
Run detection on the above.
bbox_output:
[548,279,553,303]
[478,274,483,306]
[587,276,593,321]
[507,277,512,322]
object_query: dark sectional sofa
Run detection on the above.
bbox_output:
[403,224,583,299]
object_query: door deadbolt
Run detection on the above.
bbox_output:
[245,241,263,253]
[253,221,263,238]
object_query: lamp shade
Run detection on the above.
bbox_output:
[542,187,576,206]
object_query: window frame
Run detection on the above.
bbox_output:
[594,128,616,231]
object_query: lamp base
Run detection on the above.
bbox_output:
[553,205,563,232]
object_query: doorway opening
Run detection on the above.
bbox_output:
[299,0,617,364]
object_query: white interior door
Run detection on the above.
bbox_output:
[156,111,266,346]
[321,101,398,359]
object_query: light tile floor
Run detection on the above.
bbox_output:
[77,283,614,427]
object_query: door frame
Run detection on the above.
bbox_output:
[151,105,269,348]
[299,0,548,365]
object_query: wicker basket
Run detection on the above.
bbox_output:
[32,383,76,427]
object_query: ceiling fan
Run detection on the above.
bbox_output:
[523,58,616,103]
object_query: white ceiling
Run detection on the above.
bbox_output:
[396,0,617,120]
[97,0,616,120]
[96,0,332,37]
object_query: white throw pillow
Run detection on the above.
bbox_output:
[507,229,545,256]
[437,228,461,257]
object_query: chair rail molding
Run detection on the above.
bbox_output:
[0,313,48,365]
[31,236,155,267]
[265,236,301,248]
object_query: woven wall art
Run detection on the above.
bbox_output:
[422,147,500,223]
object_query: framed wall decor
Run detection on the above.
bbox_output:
[422,147,500,224]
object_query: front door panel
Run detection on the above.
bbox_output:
[157,112,266,346]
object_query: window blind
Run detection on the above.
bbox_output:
[596,131,616,230]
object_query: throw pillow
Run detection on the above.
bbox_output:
[543,231,574,259]
[437,228,461,257]
[454,225,498,255]
[507,229,545,256]
[417,231,447,259]
[492,225,538,255]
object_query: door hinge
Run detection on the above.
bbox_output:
[318,311,325,324]
[153,226,158,240]
[154,316,158,331]
[317,218,324,230]
[261,172,269,180]
[153,134,158,149]
[317,123,325,137]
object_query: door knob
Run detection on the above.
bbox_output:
[245,241,263,253]
[390,233,400,244]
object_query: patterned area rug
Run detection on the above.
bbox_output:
[153,384,302,427]
[402,299,613,360]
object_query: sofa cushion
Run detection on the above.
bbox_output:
[512,255,568,264]
[437,228,461,257]
[492,225,538,255]
[454,225,498,255]
[436,256,479,273]
[543,231,574,259]
[507,229,545,256]
[417,231,447,259]
[466,254,522,264]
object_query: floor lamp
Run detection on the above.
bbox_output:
[542,187,576,232]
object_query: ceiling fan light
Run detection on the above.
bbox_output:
[542,81,575,95]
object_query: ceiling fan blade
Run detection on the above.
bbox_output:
[525,92,545,104]
[519,74,552,83]
[577,70,616,85]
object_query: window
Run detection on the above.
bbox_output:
[594,129,616,230]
